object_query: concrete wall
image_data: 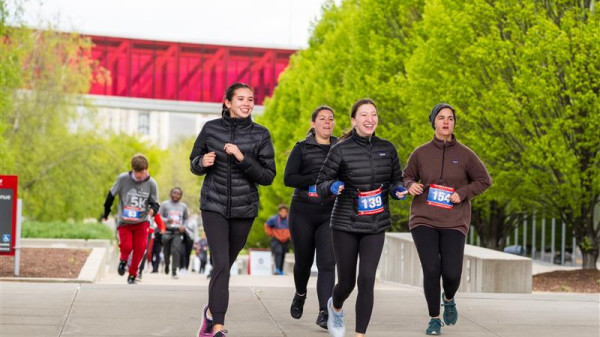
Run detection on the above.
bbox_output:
[379,233,532,293]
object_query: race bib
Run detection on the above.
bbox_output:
[357,187,384,215]
[168,212,182,225]
[123,206,143,221]
[308,185,318,197]
[426,184,455,210]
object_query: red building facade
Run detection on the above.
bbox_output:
[88,35,296,105]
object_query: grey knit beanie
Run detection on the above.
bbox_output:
[429,103,456,129]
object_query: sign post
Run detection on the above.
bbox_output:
[0,175,20,275]
[0,175,18,255]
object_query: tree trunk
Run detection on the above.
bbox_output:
[581,250,598,270]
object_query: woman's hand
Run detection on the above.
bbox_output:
[408,183,424,195]
[224,143,244,162]
[449,192,461,204]
[201,152,216,167]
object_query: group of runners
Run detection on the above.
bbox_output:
[103,82,491,337]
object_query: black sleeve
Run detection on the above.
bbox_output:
[189,126,210,176]
[102,191,115,219]
[389,146,405,199]
[284,143,318,188]
[149,202,160,215]
[236,128,276,186]
[316,145,342,197]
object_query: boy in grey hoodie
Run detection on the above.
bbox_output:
[103,153,160,284]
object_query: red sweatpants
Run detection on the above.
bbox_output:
[118,222,149,277]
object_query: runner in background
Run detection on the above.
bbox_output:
[102,153,160,284]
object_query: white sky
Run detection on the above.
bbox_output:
[15,0,338,49]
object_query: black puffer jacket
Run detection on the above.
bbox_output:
[189,112,275,218]
[284,132,338,206]
[317,129,404,233]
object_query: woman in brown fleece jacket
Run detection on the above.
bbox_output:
[404,103,491,336]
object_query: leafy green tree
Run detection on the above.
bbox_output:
[1,3,161,221]
[403,0,599,268]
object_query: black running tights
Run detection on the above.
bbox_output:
[411,225,466,317]
[331,229,385,334]
[289,200,335,311]
[201,211,254,325]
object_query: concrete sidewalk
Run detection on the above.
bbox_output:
[2,271,598,337]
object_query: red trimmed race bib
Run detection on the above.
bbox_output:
[357,187,384,215]
[426,184,455,210]
[308,184,318,197]
[123,206,143,221]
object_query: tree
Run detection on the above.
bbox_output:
[1,2,162,221]
[403,0,600,268]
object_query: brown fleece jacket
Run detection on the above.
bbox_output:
[404,135,491,235]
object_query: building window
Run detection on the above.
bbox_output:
[138,112,150,135]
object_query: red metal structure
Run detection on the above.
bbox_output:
[88,35,296,105]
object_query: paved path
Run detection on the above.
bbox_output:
[1,269,598,337]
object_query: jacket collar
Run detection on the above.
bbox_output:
[222,110,253,128]
[351,128,375,145]
[305,131,338,147]
[431,134,457,149]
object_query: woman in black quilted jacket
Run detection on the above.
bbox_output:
[284,105,337,329]
[189,82,276,337]
[317,98,407,337]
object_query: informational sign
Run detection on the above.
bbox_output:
[0,175,18,256]
[248,248,273,275]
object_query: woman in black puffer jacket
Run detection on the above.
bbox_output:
[284,105,338,329]
[189,82,275,337]
[317,98,407,337]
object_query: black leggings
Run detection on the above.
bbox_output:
[201,211,254,325]
[331,229,385,334]
[411,225,466,317]
[289,200,335,310]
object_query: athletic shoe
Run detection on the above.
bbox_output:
[426,318,444,335]
[165,266,169,274]
[212,330,227,337]
[326,297,345,337]
[117,260,127,276]
[290,293,306,319]
[316,310,328,329]
[127,274,136,284]
[172,274,179,279]
[441,293,457,325]
[137,271,143,280]
[197,305,213,337]
[180,268,188,275]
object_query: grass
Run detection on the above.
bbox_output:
[22,221,115,241]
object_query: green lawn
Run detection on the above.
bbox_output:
[22,221,115,241]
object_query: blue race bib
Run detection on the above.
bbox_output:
[357,187,384,215]
[308,184,318,197]
[123,206,143,220]
[426,184,455,210]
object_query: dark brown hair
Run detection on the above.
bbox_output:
[307,105,335,136]
[131,153,149,172]
[340,98,378,140]
[222,82,254,116]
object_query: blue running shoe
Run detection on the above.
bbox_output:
[426,318,444,335]
[441,293,457,326]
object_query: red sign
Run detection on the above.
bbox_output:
[0,175,18,256]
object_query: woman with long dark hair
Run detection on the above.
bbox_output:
[190,83,276,337]
[284,105,337,329]
[317,98,407,337]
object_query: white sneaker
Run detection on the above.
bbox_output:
[179,268,188,275]
[327,297,345,337]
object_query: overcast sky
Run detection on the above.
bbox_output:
[15,0,338,49]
